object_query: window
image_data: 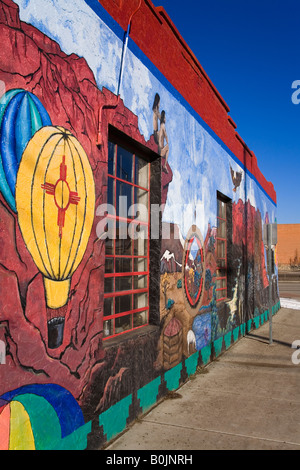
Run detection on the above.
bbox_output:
[103,139,150,339]
[216,194,230,301]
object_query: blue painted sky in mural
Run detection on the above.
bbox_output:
[152,0,300,224]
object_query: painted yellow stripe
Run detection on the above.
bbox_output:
[9,401,35,450]
[62,135,94,278]
[16,127,63,279]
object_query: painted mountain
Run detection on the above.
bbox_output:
[160,222,184,273]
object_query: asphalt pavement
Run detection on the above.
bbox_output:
[278,280,300,300]
[106,303,300,451]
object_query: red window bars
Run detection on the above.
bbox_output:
[216,197,227,301]
[103,140,150,339]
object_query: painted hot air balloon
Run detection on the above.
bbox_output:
[0,89,52,211]
[16,126,95,348]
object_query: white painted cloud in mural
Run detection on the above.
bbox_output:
[159,101,240,237]
[120,49,153,139]
[247,178,257,209]
[16,0,156,138]
[15,0,121,94]
[163,169,183,222]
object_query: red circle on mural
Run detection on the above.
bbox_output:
[184,235,204,308]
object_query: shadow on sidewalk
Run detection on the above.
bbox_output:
[246,332,292,348]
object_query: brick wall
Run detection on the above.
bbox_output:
[277,224,300,267]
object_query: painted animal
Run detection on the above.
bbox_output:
[230,166,242,192]
[227,262,241,319]
[187,329,196,355]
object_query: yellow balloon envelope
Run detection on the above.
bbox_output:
[16,126,95,310]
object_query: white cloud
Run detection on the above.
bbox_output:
[15,0,121,93]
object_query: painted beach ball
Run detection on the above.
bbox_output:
[15,126,95,310]
[0,89,52,211]
[0,384,85,450]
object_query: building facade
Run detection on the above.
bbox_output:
[277,224,300,270]
[0,0,279,450]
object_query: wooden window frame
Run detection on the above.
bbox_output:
[216,193,229,302]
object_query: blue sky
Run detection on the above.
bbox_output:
[152,0,300,224]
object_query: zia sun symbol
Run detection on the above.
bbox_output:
[41,155,80,239]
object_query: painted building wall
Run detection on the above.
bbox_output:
[0,0,279,450]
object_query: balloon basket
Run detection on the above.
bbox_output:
[47,317,65,349]
[46,304,68,349]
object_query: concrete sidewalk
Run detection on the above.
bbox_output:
[106,307,300,451]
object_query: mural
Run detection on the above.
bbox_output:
[152,93,169,173]
[230,166,242,193]
[0,0,106,450]
[0,384,85,450]
[16,126,95,348]
[0,0,279,450]
[0,89,51,212]
[192,314,211,351]
[183,226,205,313]
[0,340,5,364]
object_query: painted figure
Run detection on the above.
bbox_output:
[158,110,169,172]
[152,93,161,145]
